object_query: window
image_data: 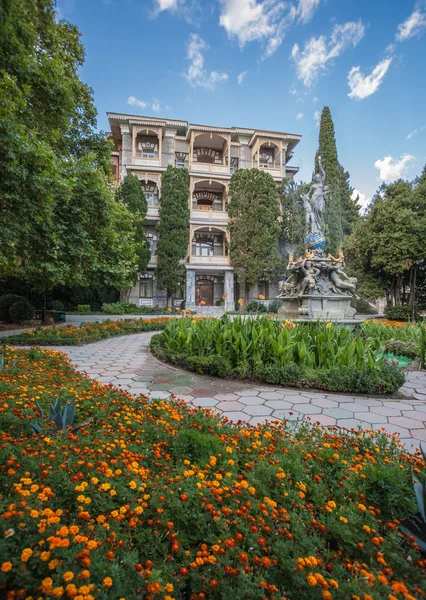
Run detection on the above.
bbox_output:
[139,278,153,298]
[146,232,158,255]
[175,152,188,168]
[142,152,155,159]
[176,160,185,168]
[142,183,158,207]
[175,286,184,300]
[258,280,269,300]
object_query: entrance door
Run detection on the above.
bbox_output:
[196,279,214,306]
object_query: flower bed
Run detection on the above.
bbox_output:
[1,346,426,599]
[362,320,426,363]
[151,316,405,394]
[1,317,175,346]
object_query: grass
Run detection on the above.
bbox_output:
[0,346,425,599]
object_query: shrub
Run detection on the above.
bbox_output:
[51,300,64,311]
[101,301,169,315]
[385,304,415,321]
[356,298,378,314]
[384,339,418,359]
[77,304,91,312]
[0,294,25,323]
[0,346,425,599]
[246,300,267,313]
[268,299,281,313]
[8,299,35,324]
[259,362,303,386]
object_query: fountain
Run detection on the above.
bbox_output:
[277,157,359,321]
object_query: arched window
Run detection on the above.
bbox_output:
[141,182,159,207]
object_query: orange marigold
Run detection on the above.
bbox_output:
[103,577,113,588]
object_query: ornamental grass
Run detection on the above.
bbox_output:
[1,347,426,599]
[1,318,175,346]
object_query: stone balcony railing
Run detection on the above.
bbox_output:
[191,208,229,221]
[259,166,282,178]
[190,162,230,175]
[133,157,161,167]
[146,206,159,219]
[148,255,157,265]
[189,255,230,265]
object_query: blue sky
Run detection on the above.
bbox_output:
[57,0,426,209]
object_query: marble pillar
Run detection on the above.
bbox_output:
[186,270,196,308]
[224,271,234,312]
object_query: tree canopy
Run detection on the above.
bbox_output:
[228,169,281,295]
[156,166,190,304]
[0,0,139,292]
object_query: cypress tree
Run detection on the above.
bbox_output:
[116,174,150,297]
[156,166,190,305]
[228,169,281,299]
[315,107,359,252]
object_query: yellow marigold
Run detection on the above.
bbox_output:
[339,516,348,524]
[307,573,317,586]
[21,548,33,562]
[326,322,332,329]
[165,584,174,592]
[103,577,113,588]
[63,572,74,582]
[1,562,12,572]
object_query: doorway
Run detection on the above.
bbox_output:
[196,279,214,306]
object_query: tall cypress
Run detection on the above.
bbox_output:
[315,107,359,252]
[156,166,190,305]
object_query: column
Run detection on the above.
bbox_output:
[186,269,196,309]
[224,271,234,312]
[120,124,132,179]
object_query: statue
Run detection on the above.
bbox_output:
[301,156,329,235]
[297,260,320,297]
[329,261,358,297]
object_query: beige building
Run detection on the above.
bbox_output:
[107,112,301,312]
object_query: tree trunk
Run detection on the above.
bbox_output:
[395,275,401,307]
[41,293,47,325]
[409,266,416,305]
[411,266,417,322]
[120,288,131,302]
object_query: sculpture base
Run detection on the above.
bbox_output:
[278,295,357,320]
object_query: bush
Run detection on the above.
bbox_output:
[77,304,91,312]
[51,300,64,311]
[101,301,169,315]
[8,299,35,324]
[268,299,281,313]
[259,362,303,386]
[0,346,425,599]
[0,294,25,323]
[384,339,418,359]
[246,300,267,313]
[356,298,378,314]
[385,304,415,321]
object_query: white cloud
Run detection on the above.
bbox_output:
[291,20,365,86]
[219,0,322,59]
[184,34,228,89]
[347,57,392,100]
[155,0,178,11]
[396,5,426,41]
[351,188,371,213]
[312,95,318,103]
[237,70,248,84]
[407,124,426,139]
[127,96,147,109]
[296,112,304,120]
[374,154,415,182]
[314,110,320,126]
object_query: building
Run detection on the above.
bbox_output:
[107,112,302,312]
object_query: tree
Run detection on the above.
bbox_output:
[280,178,307,258]
[0,0,139,309]
[116,174,150,299]
[315,107,359,251]
[156,166,190,306]
[228,169,281,300]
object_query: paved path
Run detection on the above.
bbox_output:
[42,331,426,453]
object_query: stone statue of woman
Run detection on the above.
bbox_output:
[301,156,329,235]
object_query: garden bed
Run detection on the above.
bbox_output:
[1,346,426,599]
[151,316,406,395]
[1,317,174,346]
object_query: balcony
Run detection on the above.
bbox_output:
[134,131,161,167]
[189,255,230,265]
[191,208,228,221]
[190,132,231,175]
[191,182,228,221]
[190,162,229,175]
[190,228,229,265]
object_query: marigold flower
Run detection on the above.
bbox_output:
[103,576,113,588]
[1,562,12,572]
[21,548,33,562]
[63,572,74,582]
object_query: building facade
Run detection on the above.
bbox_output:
[107,112,301,311]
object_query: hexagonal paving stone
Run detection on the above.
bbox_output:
[176,394,195,403]
[335,418,372,430]
[323,408,354,419]
[221,411,251,423]
[264,400,294,410]
[216,401,246,412]
[272,409,302,421]
[410,429,426,442]
[259,392,286,400]
[311,398,339,409]
[149,384,173,391]
[192,389,218,397]
[243,404,273,416]
[305,414,337,426]
[133,375,154,382]
[285,395,318,404]
[149,392,171,400]
[370,406,402,417]
[192,397,219,407]
[295,404,322,415]
[240,396,266,405]
[383,402,414,411]
[169,386,194,395]
[356,398,383,407]
[389,416,424,429]
[354,412,388,424]
[238,389,260,396]
[214,393,240,402]
[337,402,371,413]
[402,410,426,422]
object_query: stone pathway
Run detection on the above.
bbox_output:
[40,331,426,453]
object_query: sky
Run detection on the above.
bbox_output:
[57,0,426,211]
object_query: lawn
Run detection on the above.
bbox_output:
[1,317,175,346]
[1,346,426,599]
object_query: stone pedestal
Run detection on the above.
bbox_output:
[224,271,234,312]
[278,295,356,320]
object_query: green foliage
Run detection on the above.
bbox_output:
[228,169,281,294]
[156,166,190,302]
[116,174,150,282]
[9,299,35,324]
[77,304,91,313]
[355,298,378,314]
[0,0,140,292]
[315,107,359,252]
[153,316,405,394]
[268,299,281,313]
[0,294,25,323]
[280,177,307,256]
[26,395,89,436]
[246,301,268,313]
[384,339,418,360]
[101,301,170,315]
[51,300,64,312]
[385,305,415,321]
